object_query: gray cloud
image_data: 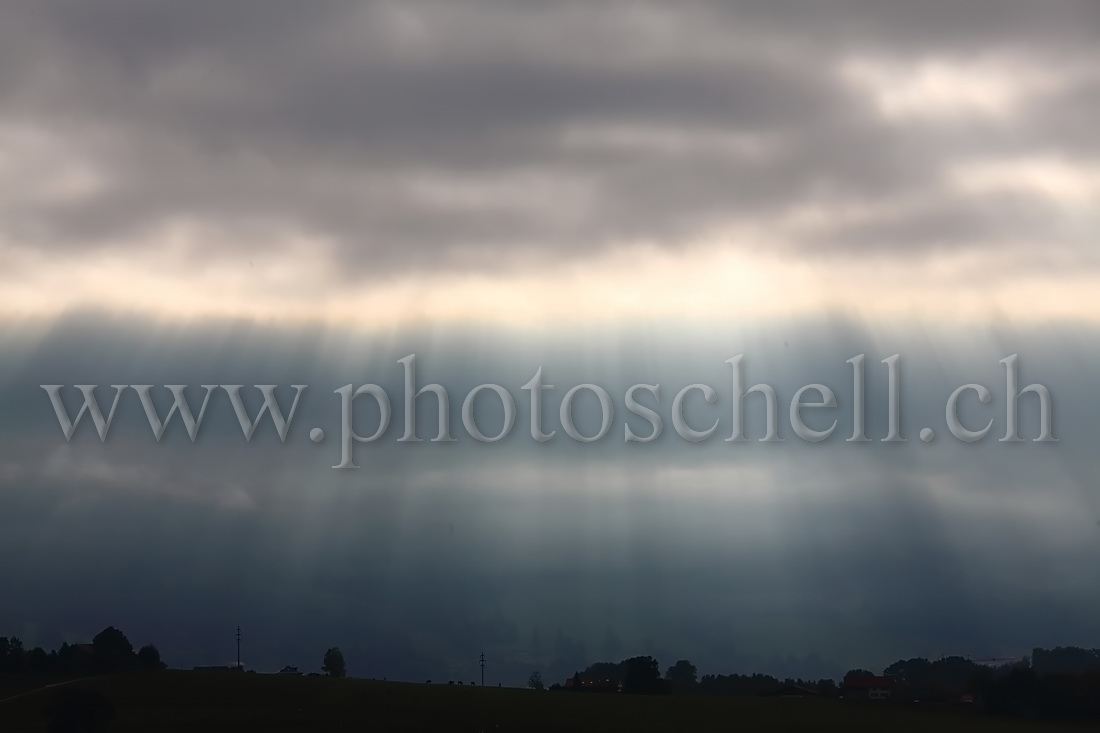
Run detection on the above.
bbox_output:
[0,1,1096,276]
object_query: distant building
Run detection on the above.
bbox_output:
[842,674,893,700]
[278,665,302,675]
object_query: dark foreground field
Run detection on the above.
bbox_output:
[1,671,1095,732]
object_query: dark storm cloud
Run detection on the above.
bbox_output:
[0,1,1096,274]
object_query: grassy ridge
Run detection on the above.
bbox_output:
[1,671,1094,732]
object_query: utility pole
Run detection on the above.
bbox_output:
[479,652,485,686]
[236,626,242,671]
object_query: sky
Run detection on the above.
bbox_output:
[0,1,1098,685]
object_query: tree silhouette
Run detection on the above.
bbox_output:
[527,671,544,690]
[92,627,135,672]
[25,647,50,673]
[624,656,662,694]
[666,659,698,690]
[0,637,25,672]
[323,647,346,678]
[137,644,164,671]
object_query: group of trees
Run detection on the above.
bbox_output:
[530,645,1100,719]
[0,627,163,676]
[568,656,663,693]
[1031,647,1100,675]
[8,623,1097,720]
[698,672,837,697]
[547,656,697,695]
[881,655,994,702]
[1,627,353,680]
[881,647,1100,717]
[542,655,837,697]
[973,666,1100,719]
[967,648,1100,720]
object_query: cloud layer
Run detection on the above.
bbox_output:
[1,1,1098,324]
[1,2,1099,684]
